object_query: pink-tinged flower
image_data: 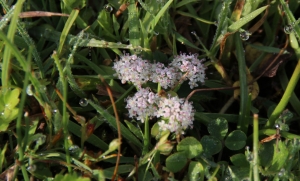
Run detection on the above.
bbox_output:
[150,63,180,89]
[170,53,206,89]
[157,96,194,134]
[113,54,151,87]
[126,88,159,123]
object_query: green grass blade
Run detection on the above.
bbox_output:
[279,0,300,41]
[176,11,215,25]
[2,0,25,89]
[174,32,202,50]
[234,33,249,133]
[0,0,45,78]
[228,5,268,32]
[64,30,87,98]
[68,121,109,150]
[128,0,141,48]
[57,9,79,56]
[174,0,200,8]
[0,5,14,30]
[210,0,231,55]
[278,69,300,116]
[152,0,173,30]
[88,100,143,149]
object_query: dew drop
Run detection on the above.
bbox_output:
[104,4,113,13]
[246,153,253,161]
[52,109,58,114]
[153,31,159,35]
[79,98,88,107]
[69,145,80,153]
[284,24,293,34]
[27,165,36,172]
[26,84,34,96]
[39,85,47,92]
[278,168,285,177]
[240,30,251,41]
[133,46,143,54]
[191,31,197,35]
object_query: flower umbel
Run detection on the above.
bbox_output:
[150,63,179,89]
[126,88,159,123]
[170,53,206,89]
[157,96,194,134]
[113,54,151,87]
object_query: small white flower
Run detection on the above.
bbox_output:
[170,53,206,89]
[113,54,151,87]
[126,88,159,123]
[150,63,180,89]
[156,96,194,133]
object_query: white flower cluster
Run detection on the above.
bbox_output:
[113,54,151,86]
[126,88,194,134]
[126,88,159,123]
[170,53,206,89]
[113,53,206,89]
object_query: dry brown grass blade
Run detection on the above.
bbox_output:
[98,75,122,181]
[254,35,289,81]
[248,3,270,34]
[230,0,245,21]
[19,11,69,18]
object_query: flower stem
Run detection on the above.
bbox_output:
[142,116,150,155]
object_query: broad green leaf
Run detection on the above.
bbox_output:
[200,135,222,156]
[230,153,249,167]
[188,161,204,181]
[228,5,269,32]
[4,88,20,109]
[177,137,203,159]
[207,117,228,140]
[268,141,289,172]
[229,165,251,181]
[166,152,188,173]
[225,130,247,150]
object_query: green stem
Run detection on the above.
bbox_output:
[52,52,72,173]
[16,48,32,181]
[265,60,300,128]
[142,116,150,155]
[253,114,260,181]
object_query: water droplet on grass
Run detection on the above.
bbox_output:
[134,46,143,54]
[284,24,293,34]
[240,30,251,41]
[104,4,113,12]
[26,84,34,96]
[27,165,36,172]
[79,98,88,107]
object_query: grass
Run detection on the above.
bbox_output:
[1,0,300,180]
